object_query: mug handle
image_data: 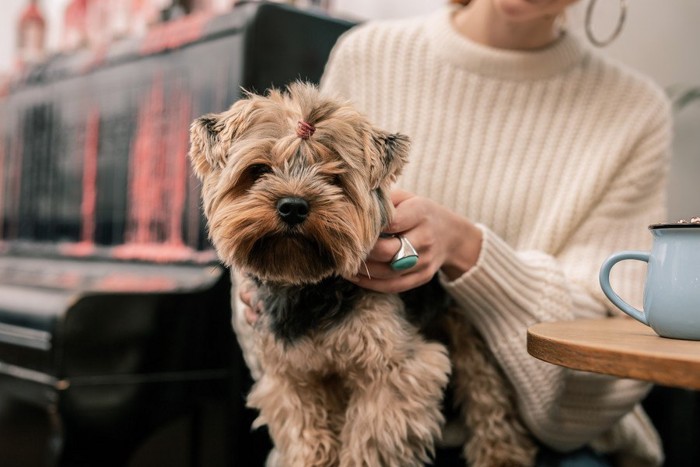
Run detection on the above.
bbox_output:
[599,251,650,325]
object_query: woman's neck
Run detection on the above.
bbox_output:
[452,1,561,50]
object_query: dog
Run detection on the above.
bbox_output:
[189,82,536,467]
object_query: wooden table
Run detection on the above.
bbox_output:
[527,317,700,390]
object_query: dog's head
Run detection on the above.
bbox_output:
[189,82,409,284]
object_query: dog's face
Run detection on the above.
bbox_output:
[189,83,409,284]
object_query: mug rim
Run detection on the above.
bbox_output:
[649,223,700,230]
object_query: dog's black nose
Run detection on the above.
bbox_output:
[276,197,310,225]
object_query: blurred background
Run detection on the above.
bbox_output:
[0,1,698,466]
[1,0,697,218]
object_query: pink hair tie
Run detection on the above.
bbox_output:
[296,120,316,139]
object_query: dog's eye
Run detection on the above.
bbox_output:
[329,175,343,187]
[249,164,272,181]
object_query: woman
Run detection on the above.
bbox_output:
[236,0,670,465]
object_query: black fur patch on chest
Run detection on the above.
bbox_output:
[400,274,452,341]
[254,276,363,344]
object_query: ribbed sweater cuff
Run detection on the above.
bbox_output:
[440,224,574,340]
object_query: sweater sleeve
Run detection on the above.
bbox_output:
[440,91,671,463]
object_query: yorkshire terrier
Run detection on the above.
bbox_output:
[189,82,536,467]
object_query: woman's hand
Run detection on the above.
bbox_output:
[239,278,262,325]
[346,189,483,293]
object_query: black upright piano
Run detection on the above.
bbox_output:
[0,3,353,466]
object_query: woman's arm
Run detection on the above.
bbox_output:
[230,268,263,380]
[348,92,671,461]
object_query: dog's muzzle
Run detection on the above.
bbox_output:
[277,197,310,226]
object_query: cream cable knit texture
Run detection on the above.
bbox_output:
[231,6,671,465]
[318,6,669,465]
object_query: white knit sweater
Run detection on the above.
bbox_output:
[316,6,671,466]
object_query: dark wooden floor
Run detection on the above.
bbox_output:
[0,396,204,467]
[0,391,271,467]
[0,397,51,467]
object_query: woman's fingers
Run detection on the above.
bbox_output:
[238,280,261,325]
[244,303,260,326]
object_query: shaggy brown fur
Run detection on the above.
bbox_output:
[189,82,536,466]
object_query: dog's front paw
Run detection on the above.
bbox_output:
[339,340,451,467]
[248,373,342,467]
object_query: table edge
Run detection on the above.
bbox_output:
[527,320,700,390]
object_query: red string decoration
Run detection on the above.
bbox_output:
[296,120,316,139]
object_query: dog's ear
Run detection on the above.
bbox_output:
[369,131,410,189]
[189,113,227,179]
[189,97,255,179]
